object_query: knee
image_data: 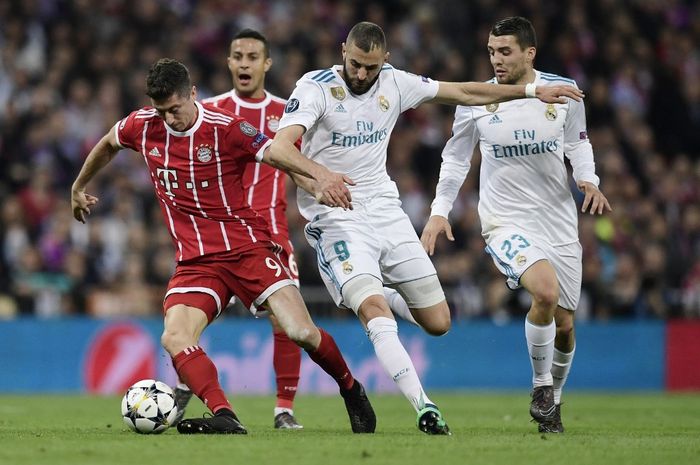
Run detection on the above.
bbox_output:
[531,288,559,311]
[413,302,451,336]
[161,328,190,356]
[422,310,451,336]
[283,323,319,350]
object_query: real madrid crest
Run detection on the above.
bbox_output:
[196,144,212,163]
[342,261,354,275]
[267,115,280,133]
[485,103,499,113]
[378,95,390,112]
[330,86,346,101]
[545,104,557,121]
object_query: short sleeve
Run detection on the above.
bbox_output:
[114,110,144,151]
[390,68,439,112]
[278,78,326,132]
[223,118,272,162]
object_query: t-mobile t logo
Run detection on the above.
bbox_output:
[157,168,179,198]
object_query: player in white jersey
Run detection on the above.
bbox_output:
[268,21,583,435]
[421,17,611,433]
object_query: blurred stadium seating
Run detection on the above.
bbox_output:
[1,0,699,321]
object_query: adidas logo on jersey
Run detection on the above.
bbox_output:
[334,104,347,113]
[148,147,161,157]
[488,114,502,124]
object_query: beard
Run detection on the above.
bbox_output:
[496,66,527,85]
[343,63,380,95]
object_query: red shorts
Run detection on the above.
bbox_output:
[163,243,296,322]
[270,233,299,285]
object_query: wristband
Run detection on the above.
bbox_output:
[525,82,537,98]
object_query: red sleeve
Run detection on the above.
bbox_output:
[223,118,271,161]
[114,109,147,151]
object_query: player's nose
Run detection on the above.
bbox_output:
[357,68,367,80]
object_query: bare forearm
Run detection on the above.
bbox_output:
[435,81,527,106]
[265,139,324,180]
[72,134,119,190]
[288,171,317,194]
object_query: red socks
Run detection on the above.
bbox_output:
[305,328,355,391]
[273,330,301,409]
[172,345,231,414]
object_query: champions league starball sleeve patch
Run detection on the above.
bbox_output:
[579,131,588,140]
[285,98,300,113]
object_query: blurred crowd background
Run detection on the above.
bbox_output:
[1,0,699,321]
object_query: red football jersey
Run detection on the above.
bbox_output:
[114,101,273,262]
[203,91,291,237]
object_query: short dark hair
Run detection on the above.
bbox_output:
[145,58,191,101]
[231,28,270,58]
[490,16,537,49]
[347,21,386,53]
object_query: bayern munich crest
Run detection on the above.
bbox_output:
[267,116,280,133]
[196,144,213,162]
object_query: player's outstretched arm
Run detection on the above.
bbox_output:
[420,215,454,256]
[71,130,121,223]
[267,125,355,209]
[432,81,584,106]
[578,181,612,215]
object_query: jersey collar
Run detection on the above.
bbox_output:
[164,101,204,137]
[231,90,272,109]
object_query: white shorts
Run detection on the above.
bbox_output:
[304,196,438,308]
[484,229,582,311]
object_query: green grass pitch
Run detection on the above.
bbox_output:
[0,393,698,465]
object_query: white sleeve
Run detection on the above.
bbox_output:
[430,106,479,218]
[278,78,325,132]
[564,97,599,187]
[390,68,440,112]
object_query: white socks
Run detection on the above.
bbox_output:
[525,317,556,387]
[383,288,418,326]
[551,346,575,405]
[366,316,431,411]
[274,407,294,417]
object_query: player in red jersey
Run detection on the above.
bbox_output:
[70,58,376,434]
[174,29,303,430]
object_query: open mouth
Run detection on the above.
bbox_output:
[238,73,252,86]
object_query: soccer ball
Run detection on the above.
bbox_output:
[121,379,178,434]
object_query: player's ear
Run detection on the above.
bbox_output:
[527,46,536,64]
[227,56,235,74]
[264,57,272,72]
[191,86,197,100]
[384,51,390,62]
[341,42,346,59]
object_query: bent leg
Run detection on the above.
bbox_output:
[265,284,354,391]
[162,302,231,415]
[393,275,451,336]
[410,300,451,336]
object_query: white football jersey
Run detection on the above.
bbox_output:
[279,65,439,220]
[431,70,599,246]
